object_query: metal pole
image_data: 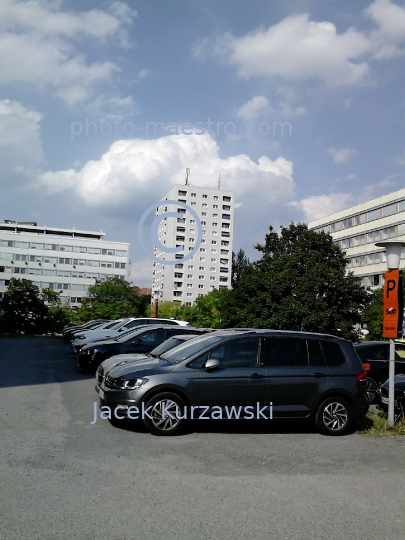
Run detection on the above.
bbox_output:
[152,298,158,318]
[388,338,395,425]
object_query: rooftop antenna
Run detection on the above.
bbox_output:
[185,167,190,185]
[218,173,221,189]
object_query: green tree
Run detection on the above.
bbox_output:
[223,223,370,340]
[75,278,146,322]
[0,278,49,334]
[231,248,251,288]
[361,288,384,341]
[145,300,179,318]
[42,288,75,334]
[174,288,230,328]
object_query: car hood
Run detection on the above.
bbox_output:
[100,353,150,373]
[107,357,174,379]
[381,374,405,389]
[82,338,121,350]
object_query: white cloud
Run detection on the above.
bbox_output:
[288,193,354,222]
[328,147,357,163]
[237,95,306,120]
[237,96,270,120]
[365,0,405,42]
[344,173,356,180]
[0,99,43,180]
[0,1,136,107]
[194,13,373,86]
[36,132,296,248]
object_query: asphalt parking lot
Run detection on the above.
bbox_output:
[1,337,405,540]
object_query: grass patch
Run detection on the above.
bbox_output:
[357,409,405,436]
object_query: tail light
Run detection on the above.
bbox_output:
[357,371,367,381]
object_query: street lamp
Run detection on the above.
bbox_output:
[375,240,405,425]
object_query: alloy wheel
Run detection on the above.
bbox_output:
[322,402,348,431]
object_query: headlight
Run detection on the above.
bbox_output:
[121,378,148,390]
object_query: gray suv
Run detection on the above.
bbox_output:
[97,330,369,436]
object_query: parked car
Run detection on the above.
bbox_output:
[354,341,405,403]
[377,375,405,414]
[71,317,189,349]
[78,325,203,372]
[95,333,206,391]
[97,329,369,436]
[62,319,110,342]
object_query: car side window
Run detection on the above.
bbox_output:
[209,338,259,368]
[308,340,325,366]
[187,353,209,369]
[368,347,389,360]
[261,337,308,367]
[321,341,346,366]
[395,345,405,359]
[138,329,166,345]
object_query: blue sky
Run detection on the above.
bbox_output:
[1,0,404,285]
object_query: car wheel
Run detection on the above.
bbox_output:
[143,392,186,436]
[315,397,352,436]
[365,377,378,404]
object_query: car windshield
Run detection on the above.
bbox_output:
[103,320,123,329]
[162,334,224,363]
[114,325,154,342]
[150,336,189,357]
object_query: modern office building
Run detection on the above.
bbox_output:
[308,188,405,288]
[152,184,234,304]
[0,220,130,304]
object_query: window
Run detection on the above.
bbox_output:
[173,291,182,297]
[210,267,216,272]
[191,192,196,197]
[212,241,217,245]
[177,227,186,232]
[200,257,206,262]
[342,218,353,229]
[211,249,217,254]
[210,276,215,281]
[178,190,187,196]
[199,266,205,271]
[221,241,229,246]
[368,230,380,243]
[188,265,194,269]
[201,221,207,226]
[222,223,230,229]
[202,194,208,199]
[367,208,380,222]
[174,272,183,278]
[189,238,195,243]
[223,196,231,202]
[221,232,230,237]
[211,258,216,262]
[210,338,259,368]
[213,204,218,209]
[15,242,29,249]
[321,341,346,366]
[31,243,45,250]
[186,293,192,297]
[261,337,308,367]
[213,213,218,218]
[354,214,366,226]
[176,236,185,241]
[382,226,396,239]
[88,248,101,255]
[187,274,193,279]
[220,267,228,273]
[212,222,218,227]
[202,203,208,208]
[383,204,396,217]
[199,275,204,279]
[191,202,196,206]
[200,248,206,253]
[187,283,193,288]
[222,214,230,220]
[220,249,229,255]
[212,231,218,236]
[198,284,204,289]
[367,253,380,264]
[213,196,218,200]
[353,235,365,247]
[220,277,228,282]
[202,212,207,217]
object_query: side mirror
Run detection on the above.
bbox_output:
[205,358,221,372]
[131,339,141,346]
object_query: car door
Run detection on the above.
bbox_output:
[197,337,265,417]
[262,337,328,418]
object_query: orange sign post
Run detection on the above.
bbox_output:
[382,269,403,338]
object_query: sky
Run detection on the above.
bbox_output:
[1,0,405,286]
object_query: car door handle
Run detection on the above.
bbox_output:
[249,373,264,379]
[311,372,326,378]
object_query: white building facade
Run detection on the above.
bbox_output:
[152,184,234,304]
[0,220,129,304]
[308,188,405,288]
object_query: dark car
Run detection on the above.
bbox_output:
[354,341,405,403]
[78,325,206,372]
[97,329,369,436]
[95,333,204,391]
[62,319,110,341]
[377,375,405,415]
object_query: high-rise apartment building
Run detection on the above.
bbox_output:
[308,188,405,288]
[152,184,234,304]
[0,220,129,304]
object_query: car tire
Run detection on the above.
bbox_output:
[315,397,353,436]
[143,392,186,436]
[365,376,379,404]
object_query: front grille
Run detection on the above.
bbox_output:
[97,366,104,385]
